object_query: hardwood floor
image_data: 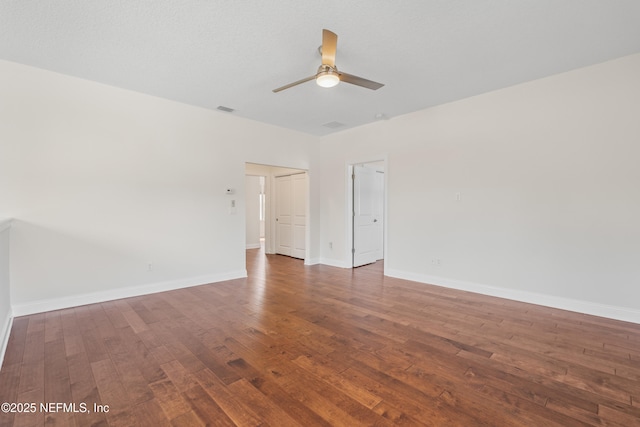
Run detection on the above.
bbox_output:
[1,248,640,426]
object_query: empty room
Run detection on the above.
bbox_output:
[1,1,640,426]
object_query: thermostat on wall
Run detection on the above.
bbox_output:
[225,188,235,195]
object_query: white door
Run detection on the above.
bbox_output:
[291,173,307,259]
[275,175,292,256]
[276,173,307,259]
[353,165,382,267]
[374,170,384,260]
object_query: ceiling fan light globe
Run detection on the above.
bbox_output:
[316,72,340,88]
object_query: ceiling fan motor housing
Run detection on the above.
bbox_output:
[316,64,340,88]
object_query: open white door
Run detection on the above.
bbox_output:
[353,165,382,267]
[374,170,384,261]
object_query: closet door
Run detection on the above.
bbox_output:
[275,175,292,256]
[291,173,307,259]
[275,173,306,259]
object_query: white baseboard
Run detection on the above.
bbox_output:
[11,270,248,317]
[385,269,640,325]
[318,257,351,269]
[0,309,13,369]
[246,243,261,249]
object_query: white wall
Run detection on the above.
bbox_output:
[0,60,314,315]
[2,53,639,325]
[315,54,640,322]
[0,220,12,367]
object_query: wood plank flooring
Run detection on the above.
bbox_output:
[2,248,640,426]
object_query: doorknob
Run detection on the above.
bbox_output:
[373,219,378,222]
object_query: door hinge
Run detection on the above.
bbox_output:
[352,248,355,254]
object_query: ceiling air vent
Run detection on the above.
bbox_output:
[322,121,345,129]
[217,105,235,113]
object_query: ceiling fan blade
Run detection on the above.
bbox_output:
[322,29,337,67]
[339,72,384,90]
[272,75,316,93]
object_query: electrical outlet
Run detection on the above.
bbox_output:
[329,241,333,249]
[432,258,442,267]
[147,262,153,272]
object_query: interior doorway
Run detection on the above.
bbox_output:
[245,163,308,262]
[348,160,386,268]
[244,175,265,250]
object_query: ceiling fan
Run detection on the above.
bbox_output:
[273,29,384,93]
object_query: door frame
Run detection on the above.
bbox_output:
[346,156,388,269]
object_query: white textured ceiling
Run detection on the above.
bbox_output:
[2,1,640,136]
